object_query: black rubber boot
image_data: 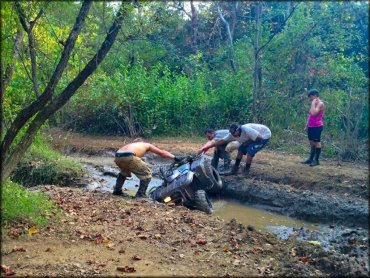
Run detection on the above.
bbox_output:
[113,173,126,195]
[245,163,251,172]
[229,158,241,175]
[301,146,315,164]
[135,178,151,198]
[310,147,321,167]
[310,160,320,167]
[223,152,231,172]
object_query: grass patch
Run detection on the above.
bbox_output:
[11,139,84,187]
[1,181,59,226]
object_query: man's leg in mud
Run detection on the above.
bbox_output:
[135,178,151,198]
[113,173,130,197]
[245,154,253,172]
[244,139,268,172]
[223,151,231,171]
[211,149,220,170]
[229,151,243,175]
[127,156,152,197]
[223,141,238,173]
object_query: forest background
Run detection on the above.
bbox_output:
[1,1,368,186]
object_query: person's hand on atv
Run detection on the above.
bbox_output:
[201,146,210,153]
[174,155,188,164]
[174,156,181,163]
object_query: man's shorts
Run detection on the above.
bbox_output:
[238,139,269,157]
[307,126,323,142]
[114,154,152,180]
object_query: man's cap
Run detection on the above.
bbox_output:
[229,123,240,133]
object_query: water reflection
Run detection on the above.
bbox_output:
[212,199,318,232]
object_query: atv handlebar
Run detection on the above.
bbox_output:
[174,152,204,166]
[159,153,204,179]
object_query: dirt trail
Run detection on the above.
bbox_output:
[2,128,368,276]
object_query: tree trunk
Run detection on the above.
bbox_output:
[252,2,262,122]
[190,0,198,54]
[217,3,236,72]
[1,1,128,184]
[1,1,92,167]
[1,29,23,138]
[1,29,23,96]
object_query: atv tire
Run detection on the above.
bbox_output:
[194,190,213,214]
[206,166,223,195]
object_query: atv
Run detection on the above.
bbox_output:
[149,153,223,214]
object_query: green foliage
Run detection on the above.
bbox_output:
[1,181,59,226]
[11,138,84,186]
[3,1,368,161]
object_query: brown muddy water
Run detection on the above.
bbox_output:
[212,199,318,232]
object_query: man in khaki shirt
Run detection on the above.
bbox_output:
[114,142,175,198]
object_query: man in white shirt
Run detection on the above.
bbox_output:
[201,123,271,175]
[201,129,240,171]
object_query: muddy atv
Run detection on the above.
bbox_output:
[149,153,223,214]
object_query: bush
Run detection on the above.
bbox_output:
[1,181,59,226]
[11,138,84,187]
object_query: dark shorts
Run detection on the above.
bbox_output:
[307,126,323,142]
[238,139,269,157]
[214,143,227,157]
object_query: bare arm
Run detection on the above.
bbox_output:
[198,139,227,154]
[310,100,324,115]
[201,140,216,150]
[148,144,175,159]
[208,139,227,149]
[253,135,263,142]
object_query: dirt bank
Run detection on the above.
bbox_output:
[221,176,368,228]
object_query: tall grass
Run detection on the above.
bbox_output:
[11,136,84,186]
[1,181,59,226]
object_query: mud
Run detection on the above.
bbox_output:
[221,176,368,228]
[70,152,369,274]
[11,127,364,276]
[79,151,368,229]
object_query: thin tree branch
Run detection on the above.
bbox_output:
[256,3,300,56]
[170,1,191,19]
[14,2,49,98]
[1,29,23,95]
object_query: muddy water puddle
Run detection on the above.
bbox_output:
[82,163,163,196]
[212,199,318,232]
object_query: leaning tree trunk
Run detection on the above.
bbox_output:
[1,1,129,184]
